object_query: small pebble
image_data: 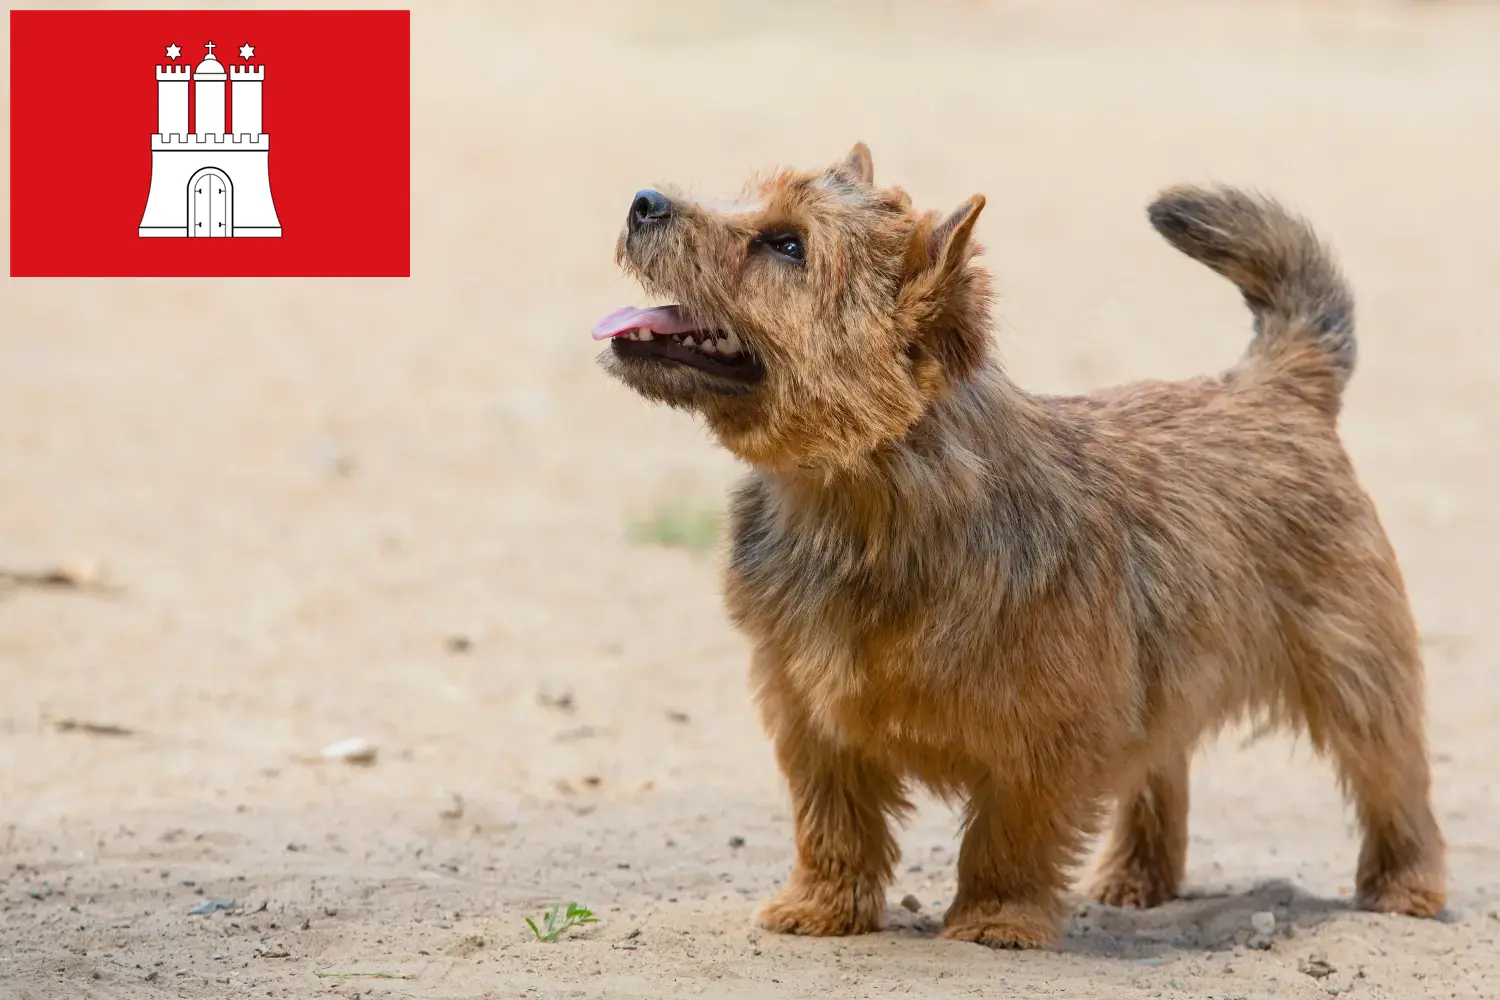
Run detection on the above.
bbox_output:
[318,737,377,766]
[188,899,235,916]
[1247,910,1277,951]
[1299,953,1336,979]
[728,836,745,849]
[537,680,575,713]
[899,894,922,913]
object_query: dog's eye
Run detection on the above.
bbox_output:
[770,235,804,261]
[756,232,805,263]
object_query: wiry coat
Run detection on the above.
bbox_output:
[601,145,1445,948]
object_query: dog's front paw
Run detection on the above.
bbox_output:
[757,876,884,937]
[1357,873,1447,920]
[940,900,1061,950]
[1090,863,1178,910]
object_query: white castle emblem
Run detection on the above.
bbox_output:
[138,41,283,238]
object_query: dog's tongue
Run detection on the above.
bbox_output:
[592,305,696,341]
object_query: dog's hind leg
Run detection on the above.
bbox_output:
[1090,752,1190,909]
[1318,660,1446,917]
[1293,581,1447,919]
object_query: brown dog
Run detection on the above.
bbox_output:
[593,144,1446,948]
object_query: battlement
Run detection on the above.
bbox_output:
[156,65,192,80]
[152,133,269,150]
[229,65,265,81]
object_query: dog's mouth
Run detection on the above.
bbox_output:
[592,305,765,384]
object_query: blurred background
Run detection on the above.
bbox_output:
[2,1,1498,997]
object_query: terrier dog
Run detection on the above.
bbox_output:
[593,144,1446,948]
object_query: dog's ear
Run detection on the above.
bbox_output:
[927,194,985,274]
[898,194,991,389]
[901,195,985,281]
[833,142,875,186]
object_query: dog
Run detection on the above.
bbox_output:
[593,144,1446,948]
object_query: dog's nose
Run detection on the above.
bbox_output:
[629,189,673,233]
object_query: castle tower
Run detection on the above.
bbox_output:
[193,42,226,134]
[230,64,264,137]
[140,39,282,237]
[155,64,191,136]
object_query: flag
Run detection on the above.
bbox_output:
[9,9,410,277]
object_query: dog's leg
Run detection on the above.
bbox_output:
[1294,591,1447,919]
[1090,753,1190,909]
[755,686,908,936]
[1320,670,1446,919]
[941,777,1101,949]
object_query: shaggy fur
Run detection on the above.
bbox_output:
[597,144,1446,948]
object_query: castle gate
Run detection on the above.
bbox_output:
[188,168,233,237]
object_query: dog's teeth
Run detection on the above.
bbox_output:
[639,330,654,342]
[700,337,718,354]
[626,331,640,341]
[682,335,696,349]
[723,331,742,355]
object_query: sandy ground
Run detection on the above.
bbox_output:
[3,1,1500,997]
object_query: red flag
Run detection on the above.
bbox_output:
[9,9,410,277]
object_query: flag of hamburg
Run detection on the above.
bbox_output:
[10,9,409,277]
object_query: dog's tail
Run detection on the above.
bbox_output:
[1147,185,1355,415]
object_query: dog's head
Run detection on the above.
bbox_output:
[595,144,991,472]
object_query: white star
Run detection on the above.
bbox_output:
[238,43,255,60]
[165,43,182,60]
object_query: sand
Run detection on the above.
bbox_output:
[2,1,1499,997]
